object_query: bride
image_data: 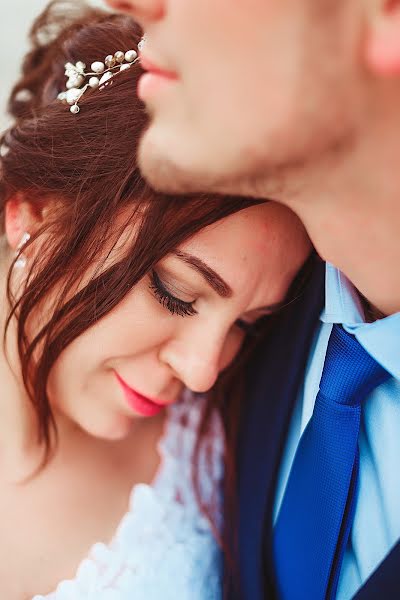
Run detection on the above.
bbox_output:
[0,2,312,598]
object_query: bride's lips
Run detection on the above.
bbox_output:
[138,54,178,100]
[114,372,165,417]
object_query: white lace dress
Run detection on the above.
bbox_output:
[32,392,224,600]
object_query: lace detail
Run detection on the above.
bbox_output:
[32,391,224,600]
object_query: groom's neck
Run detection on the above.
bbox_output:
[288,193,400,317]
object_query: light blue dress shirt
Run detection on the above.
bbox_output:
[274,263,400,599]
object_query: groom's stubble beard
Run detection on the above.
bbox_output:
[138,95,358,203]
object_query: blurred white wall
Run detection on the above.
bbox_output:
[0,0,107,131]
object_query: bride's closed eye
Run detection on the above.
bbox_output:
[149,270,269,337]
[149,270,198,317]
[149,269,272,337]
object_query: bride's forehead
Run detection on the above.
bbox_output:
[177,202,309,304]
[184,204,281,258]
[177,207,282,289]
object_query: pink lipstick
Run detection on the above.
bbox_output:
[114,372,164,417]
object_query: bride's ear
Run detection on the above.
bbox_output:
[4,194,46,251]
[364,0,400,74]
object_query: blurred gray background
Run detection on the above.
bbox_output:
[1,0,106,131]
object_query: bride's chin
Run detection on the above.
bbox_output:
[79,414,135,442]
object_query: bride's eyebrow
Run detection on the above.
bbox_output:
[172,250,233,298]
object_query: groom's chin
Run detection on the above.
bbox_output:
[138,130,208,195]
[138,127,237,194]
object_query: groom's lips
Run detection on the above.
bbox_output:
[114,372,165,417]
[138,55,178,100]
[139,55,177,79]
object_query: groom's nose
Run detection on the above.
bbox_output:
[105,0,165,23]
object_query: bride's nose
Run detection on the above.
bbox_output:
[104,0,164,22]
[159,327,227,394]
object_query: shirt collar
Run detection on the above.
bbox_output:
[322,263,365,325]
[321,263,400,381]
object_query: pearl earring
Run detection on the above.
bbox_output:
[14,232,31,269]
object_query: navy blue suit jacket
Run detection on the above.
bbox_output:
[229,259,400,599]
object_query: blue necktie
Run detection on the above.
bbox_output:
[274,325,390,600]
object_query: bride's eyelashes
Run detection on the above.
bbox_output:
[149,270,198,317]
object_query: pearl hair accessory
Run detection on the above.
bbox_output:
[57,48,139,114]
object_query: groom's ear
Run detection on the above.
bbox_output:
[364,0,400,75]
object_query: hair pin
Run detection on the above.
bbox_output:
[57,49,139,114]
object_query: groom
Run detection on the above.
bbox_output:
[106,1,400,598]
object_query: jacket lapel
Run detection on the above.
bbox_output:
[234,258,325,600]
[354,539,400,599]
